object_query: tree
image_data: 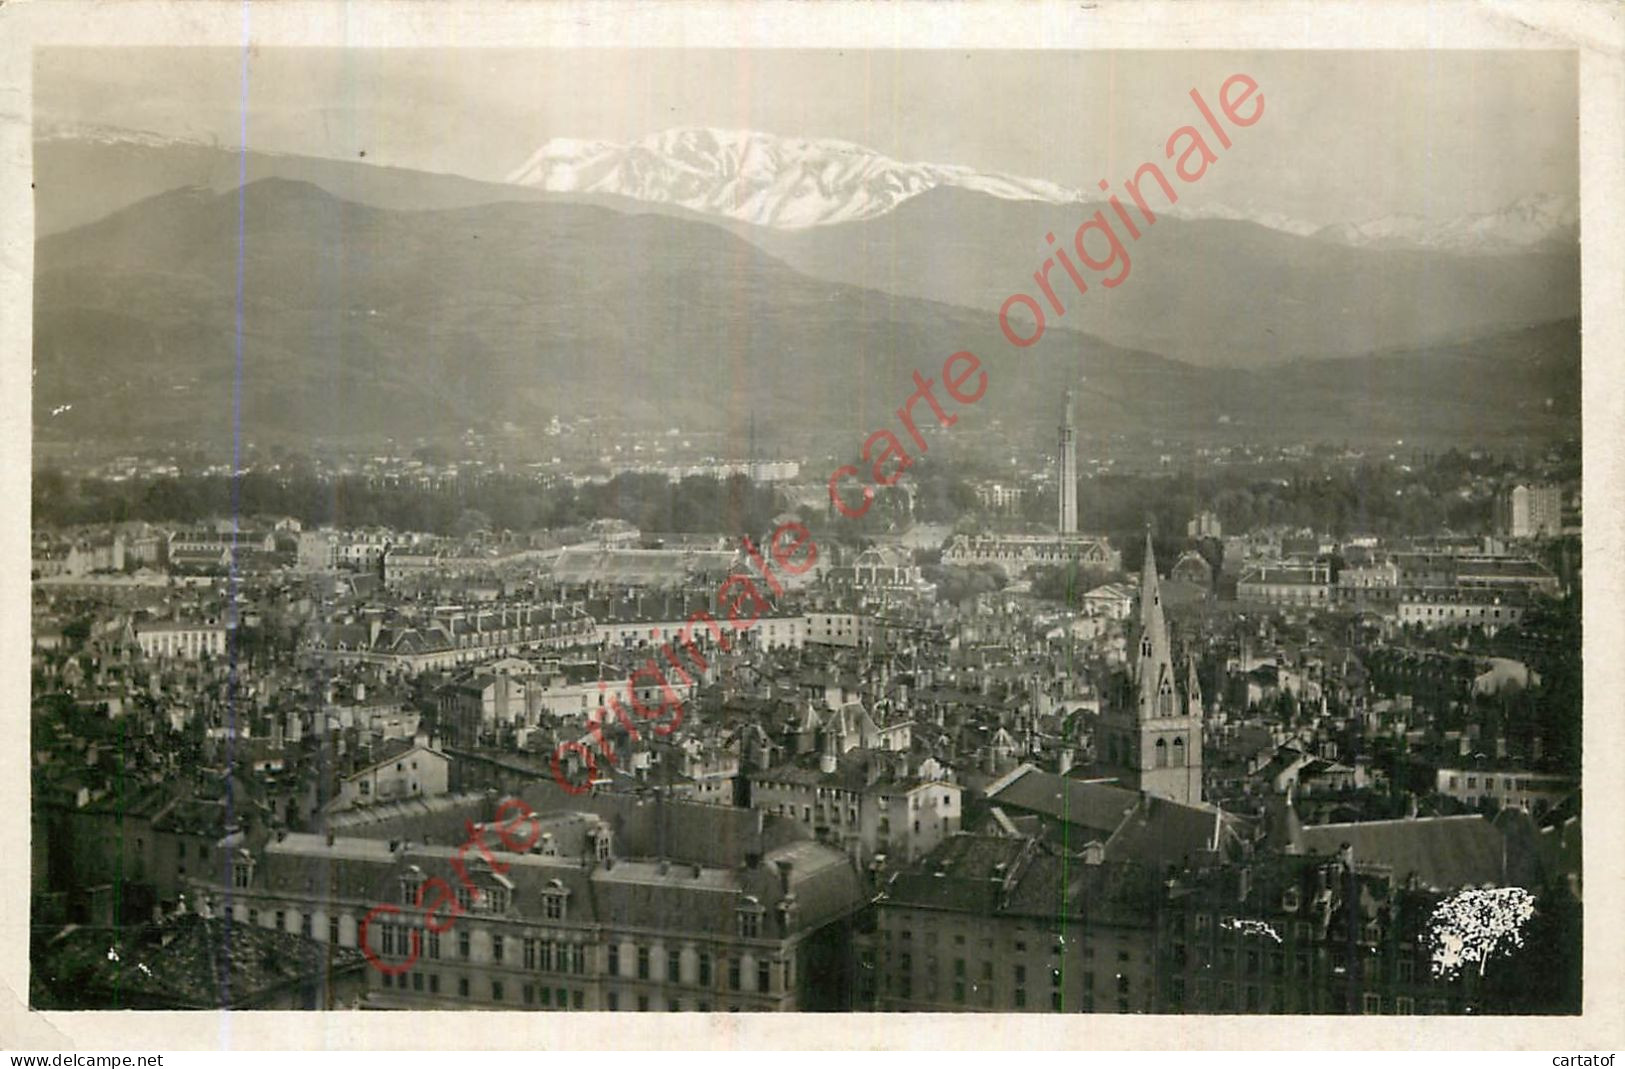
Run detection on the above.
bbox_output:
[454,508,493,538]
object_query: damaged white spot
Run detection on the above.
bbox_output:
[1427,886,1536,979]
[1221,918,1282,943]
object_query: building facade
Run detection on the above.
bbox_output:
[190,797,868,1012]
[873,836,1160,1013]
[1495,484,1563,540]
[942,534,1120,577]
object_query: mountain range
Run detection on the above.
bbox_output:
[507,126,1579,252]
[36,127,1580,369]
[33,173,1578,453]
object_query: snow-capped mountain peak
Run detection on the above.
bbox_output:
[1313,193,1578,252]
[505,126,1086,229]
[507,127,1578,251]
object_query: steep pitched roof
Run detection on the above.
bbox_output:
[1298,814,1535,892]
[1103,794,1252,868]
[985,764,1140,840]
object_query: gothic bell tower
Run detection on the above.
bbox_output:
[1104,532,1203,804]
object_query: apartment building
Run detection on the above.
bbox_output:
[189,793,869,1012]
[133,618,231,660]
[872,835,1160,1012]
[749,749,962,864]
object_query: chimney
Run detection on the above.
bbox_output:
[778,860,793,896]
[819,732,838,775]
[1058,746,1074,776]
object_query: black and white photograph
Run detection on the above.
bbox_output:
[4,1,1622,1056]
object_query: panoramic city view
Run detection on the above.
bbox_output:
[27,46,1582,1018]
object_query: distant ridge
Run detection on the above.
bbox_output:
[32,179,1579,451]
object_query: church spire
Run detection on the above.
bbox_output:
[1135,530,1176,718]
[1138,529,1164,640]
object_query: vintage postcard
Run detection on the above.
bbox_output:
[0,0,1620,1054]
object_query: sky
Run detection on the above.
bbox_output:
[34,47,1578,226]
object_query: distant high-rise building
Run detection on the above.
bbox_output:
[1495,484,1563,539]
[1187,510,1222,540]
[1057,390,1078,535]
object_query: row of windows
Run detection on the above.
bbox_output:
[884,972,1132,1011]
[1168,978,1430,1015]
[1448,774,1565,792]
[604,993,764,1012]
[1405,605,1514,619]
[378,970,585,1008]
[237,902,597,963]
[237,901,781,991]
[1151,736,1190,767]
[606,945,775,992]
[1170,943,1419,980]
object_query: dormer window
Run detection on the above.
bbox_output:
[737,896,765,939]
[1281,887,1301,913]
[543,879,569,922]
[400,866,425,905]
[232,856,253,890]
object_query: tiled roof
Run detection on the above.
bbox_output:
[886,835,1157,927]
[1298,814,1536,892]
[34,914,366,1009]
[986,764,1140,839]
[249,808,863,940]
[1103,794,1252,869]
